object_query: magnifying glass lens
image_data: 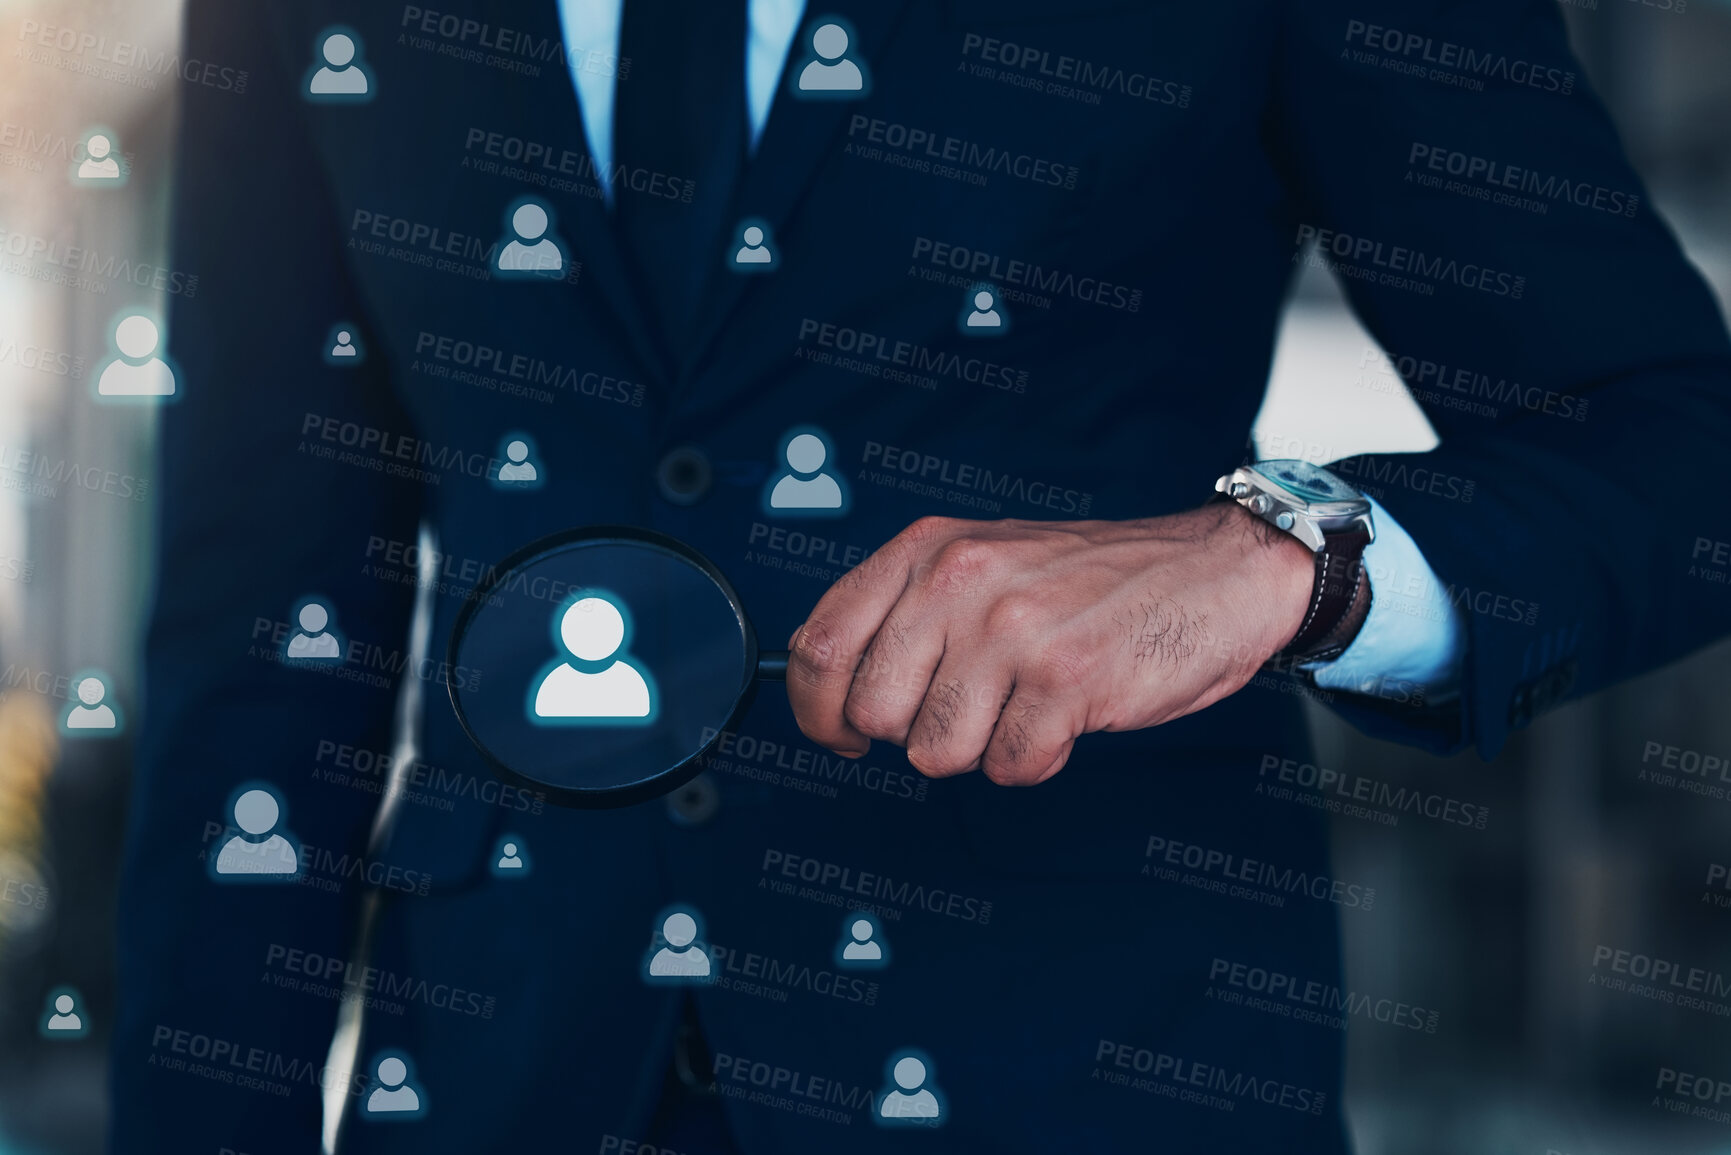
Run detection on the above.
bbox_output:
[449,531,755,806]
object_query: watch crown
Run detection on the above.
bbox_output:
[1275,511,1295,530]
[1214,475,1230,494]
[1229,482,1251,499]
[1248,494,1271,515]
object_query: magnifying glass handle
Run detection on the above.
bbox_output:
[758,650,790,681]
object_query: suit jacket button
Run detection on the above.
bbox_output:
[667,772,719,826]
[657,446,713,505]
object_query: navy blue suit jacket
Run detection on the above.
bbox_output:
[112,1,1731,1152]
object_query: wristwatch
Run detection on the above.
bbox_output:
[1213,459,1375,664]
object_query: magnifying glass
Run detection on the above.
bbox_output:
[447,526,790,809]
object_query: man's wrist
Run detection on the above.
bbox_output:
[1199,501,1317,659]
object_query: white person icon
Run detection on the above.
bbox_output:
[305,28,373,102]
[764,426,849,518]
[62,672,122,736]
[529,591,658,724]
[72,130,124,185]
[210,783,303,881]
[494,198,567,279]
[39,988,90,1039]
[876,1052,946,1126]
[96,313,178,399]
[360,1051,427,1120]
[792,18,870,98]
[644,907,713,983]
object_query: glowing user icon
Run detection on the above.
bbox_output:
[730,220,778,272]
[961,285,1008,336]
[796,20,868,95]
[491,836,530,878]
[307,30,372,99]
[646,909,712,980]
[97,314,176,398]
[325,324,364,365]
[362,1053,427,1119]
[63,675,119,734]
[877,1054,945,1123]
[837,912,888,968]
[74,132,122,183]
[766,428,848,516]
[286,601,342,660]
[496,438,539,484]
[531,593,656,722]
[41,990,88,1038]
[213,786,301,879]
[495,200,566,278]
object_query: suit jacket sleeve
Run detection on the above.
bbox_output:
[110,3,423,1150]
[1271,0,1731,758]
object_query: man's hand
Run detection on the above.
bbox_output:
[785,505,1316,785]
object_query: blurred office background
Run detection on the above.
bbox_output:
[0,1,1727,1152]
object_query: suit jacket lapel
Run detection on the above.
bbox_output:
[497,0,671,388]
[676,0,916,384]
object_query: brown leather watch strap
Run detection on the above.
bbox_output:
[1280,524,1373,663]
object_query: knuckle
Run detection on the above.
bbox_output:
[982,594,1040,638]
[1027,644,1093,690]
[906,738,972,777]
[901,515,956,548]
[842,692,907,740]
[791,616,846,676]
[980,753,1035,787]
[922,538,997,596]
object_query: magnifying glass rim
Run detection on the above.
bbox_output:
[446,524,762,810]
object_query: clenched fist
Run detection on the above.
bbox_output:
[785,504,1317,785]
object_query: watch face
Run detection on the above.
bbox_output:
[1255,460,1357,503]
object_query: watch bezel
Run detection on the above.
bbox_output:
[1218,462,1374,552]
